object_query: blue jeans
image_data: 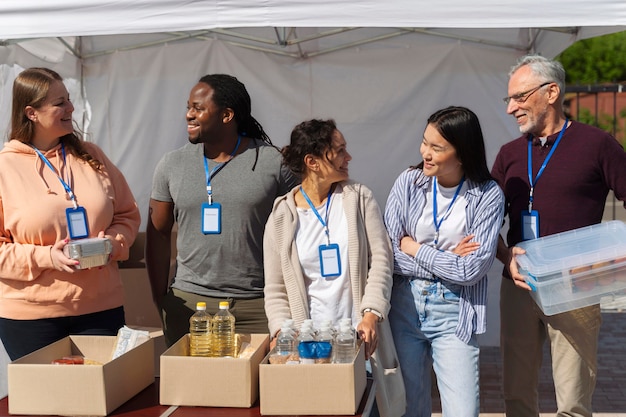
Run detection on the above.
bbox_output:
[389,275,479,417]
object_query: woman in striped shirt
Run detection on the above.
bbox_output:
[384,106,504,417]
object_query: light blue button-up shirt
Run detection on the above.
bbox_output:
[384,168,504,343]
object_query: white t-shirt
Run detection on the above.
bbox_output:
[295,185,353,326]
[415,180,468,251]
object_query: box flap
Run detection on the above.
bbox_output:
[103,337,155,413]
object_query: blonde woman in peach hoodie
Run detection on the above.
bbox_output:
[0,68,140,360]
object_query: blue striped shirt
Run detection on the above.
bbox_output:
[384,168,504,343]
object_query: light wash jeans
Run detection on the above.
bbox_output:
[388,274,480,417]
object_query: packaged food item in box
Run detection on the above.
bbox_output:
[63,237,112,269]
[516,221,626,315]
[111,326,150,359]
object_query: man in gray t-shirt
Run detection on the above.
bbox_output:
[146,74,298,345]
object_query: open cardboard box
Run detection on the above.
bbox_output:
[159,333,269,407]
[259,342,366,415]
[8,335,154,416]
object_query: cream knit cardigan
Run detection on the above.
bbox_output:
[263,181,393,337]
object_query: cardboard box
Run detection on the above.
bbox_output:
[8,335,154,416]
[159,333,269,407]
[128,325,167,377]
[517,220,626,315]
[259,343,366,415]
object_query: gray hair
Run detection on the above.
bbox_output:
[510,54,566,103]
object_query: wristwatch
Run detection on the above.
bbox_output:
[362,308,383,321]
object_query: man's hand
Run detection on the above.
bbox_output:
[508,246,531,291]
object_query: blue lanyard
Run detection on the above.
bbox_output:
[31,143,77,209]
[527,119,568,211]
[203,136,241,204]
[300,186,333,245]
[432,176,465,246]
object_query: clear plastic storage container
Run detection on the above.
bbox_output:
[516,220,626,315]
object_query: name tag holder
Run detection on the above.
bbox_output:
[66,206,89,239]
[521,209,540,241]
[201,202,221,234]
[319,243,341,278]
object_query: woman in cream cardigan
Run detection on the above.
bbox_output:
[263,119,405,417]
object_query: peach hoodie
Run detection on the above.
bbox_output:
[0,139,140,320]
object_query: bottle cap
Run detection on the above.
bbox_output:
[219,301,229,309]
[196,302,207,310]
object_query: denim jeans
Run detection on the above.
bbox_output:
[389,275,479,417]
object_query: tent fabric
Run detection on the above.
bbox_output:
[1,0,626,39]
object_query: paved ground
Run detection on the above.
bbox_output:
[431,309,626,416]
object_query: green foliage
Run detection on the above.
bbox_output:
[573,108,626,149]
[558,31,626,149]
[556,31,626,84]
[574,107,616,134]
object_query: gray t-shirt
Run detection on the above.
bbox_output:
[151,140,299,298]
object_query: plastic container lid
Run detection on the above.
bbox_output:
[196,301,207,310]
[516,221,626,278]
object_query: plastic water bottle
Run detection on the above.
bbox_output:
[333,323,356,363]
[284,319,298,337]
[297,323,316,364]
[270,325,299,364]
[210,301,236,357]
[315,323,334,363]
[189,302,212,357]
[319,319,336,337]
[338,318,356,346]
[277,325,297,354]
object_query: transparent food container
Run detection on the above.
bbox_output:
[63,237,112,269]
[516,221,626,315]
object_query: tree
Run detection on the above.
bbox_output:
[557,31,626,149]
[556,31,626,84]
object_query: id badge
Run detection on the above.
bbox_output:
[201,202,221,234]
[66,206,89,239]
[319,243,341,278]
[521,210,540,241]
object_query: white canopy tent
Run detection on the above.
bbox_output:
[0,1,625,359]
[2,0,625,214]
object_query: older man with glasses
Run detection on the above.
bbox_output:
[491,55,626,417]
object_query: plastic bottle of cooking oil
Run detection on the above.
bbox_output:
[189,302,212,356]
[210,301,236,357]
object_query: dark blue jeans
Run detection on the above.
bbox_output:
[0,306,125,361]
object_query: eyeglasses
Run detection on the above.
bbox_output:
[502,82,553,105]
